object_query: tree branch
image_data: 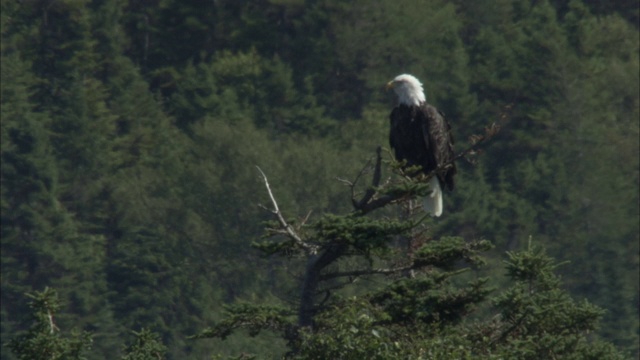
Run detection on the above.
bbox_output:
[354,146,383,209]
[47,309,59,334]
[256,166,317,255]
[319,264,415,281]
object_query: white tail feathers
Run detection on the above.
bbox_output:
[423,177,443,217]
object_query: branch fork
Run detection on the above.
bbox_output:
[256,166,318,255]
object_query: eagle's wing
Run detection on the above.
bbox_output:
[422,104,456,190]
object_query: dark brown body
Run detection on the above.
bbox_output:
[389,103,456,191]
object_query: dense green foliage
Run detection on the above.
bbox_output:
[1,0,638,358]
[6,288,93,360]
[6,288,167,360]
[286,244,624,359]
[192,146,623,358]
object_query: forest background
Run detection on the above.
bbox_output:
[1,0,638,358]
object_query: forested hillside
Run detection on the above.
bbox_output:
[1,0,638,358]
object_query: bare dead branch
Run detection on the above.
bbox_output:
[300,210,313,226]
[256,166,317,255]
[354,146,383,210]
[353,154,375,186]
[257,203,272,212]
[335,176,354,185]
[47,309,59,334]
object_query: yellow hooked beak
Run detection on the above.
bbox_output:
[386,80,395,91]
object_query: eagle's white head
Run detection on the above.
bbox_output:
[387,74,426,107]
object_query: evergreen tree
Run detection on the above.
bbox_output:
[193,148,624,359]
[169,50,330,135]
[1,14,119,356]
[6,288,93,360]
[6,288,168,360]
[120,329,167,360]
[446,1,639,352]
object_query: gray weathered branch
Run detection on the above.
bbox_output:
[256,166,317,255]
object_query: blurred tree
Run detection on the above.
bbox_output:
[1,28,120,359]
[326,0,475,121]
[442,2,638,352]
[170,50,331,135]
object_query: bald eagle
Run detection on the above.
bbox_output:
[386,74,456,217]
